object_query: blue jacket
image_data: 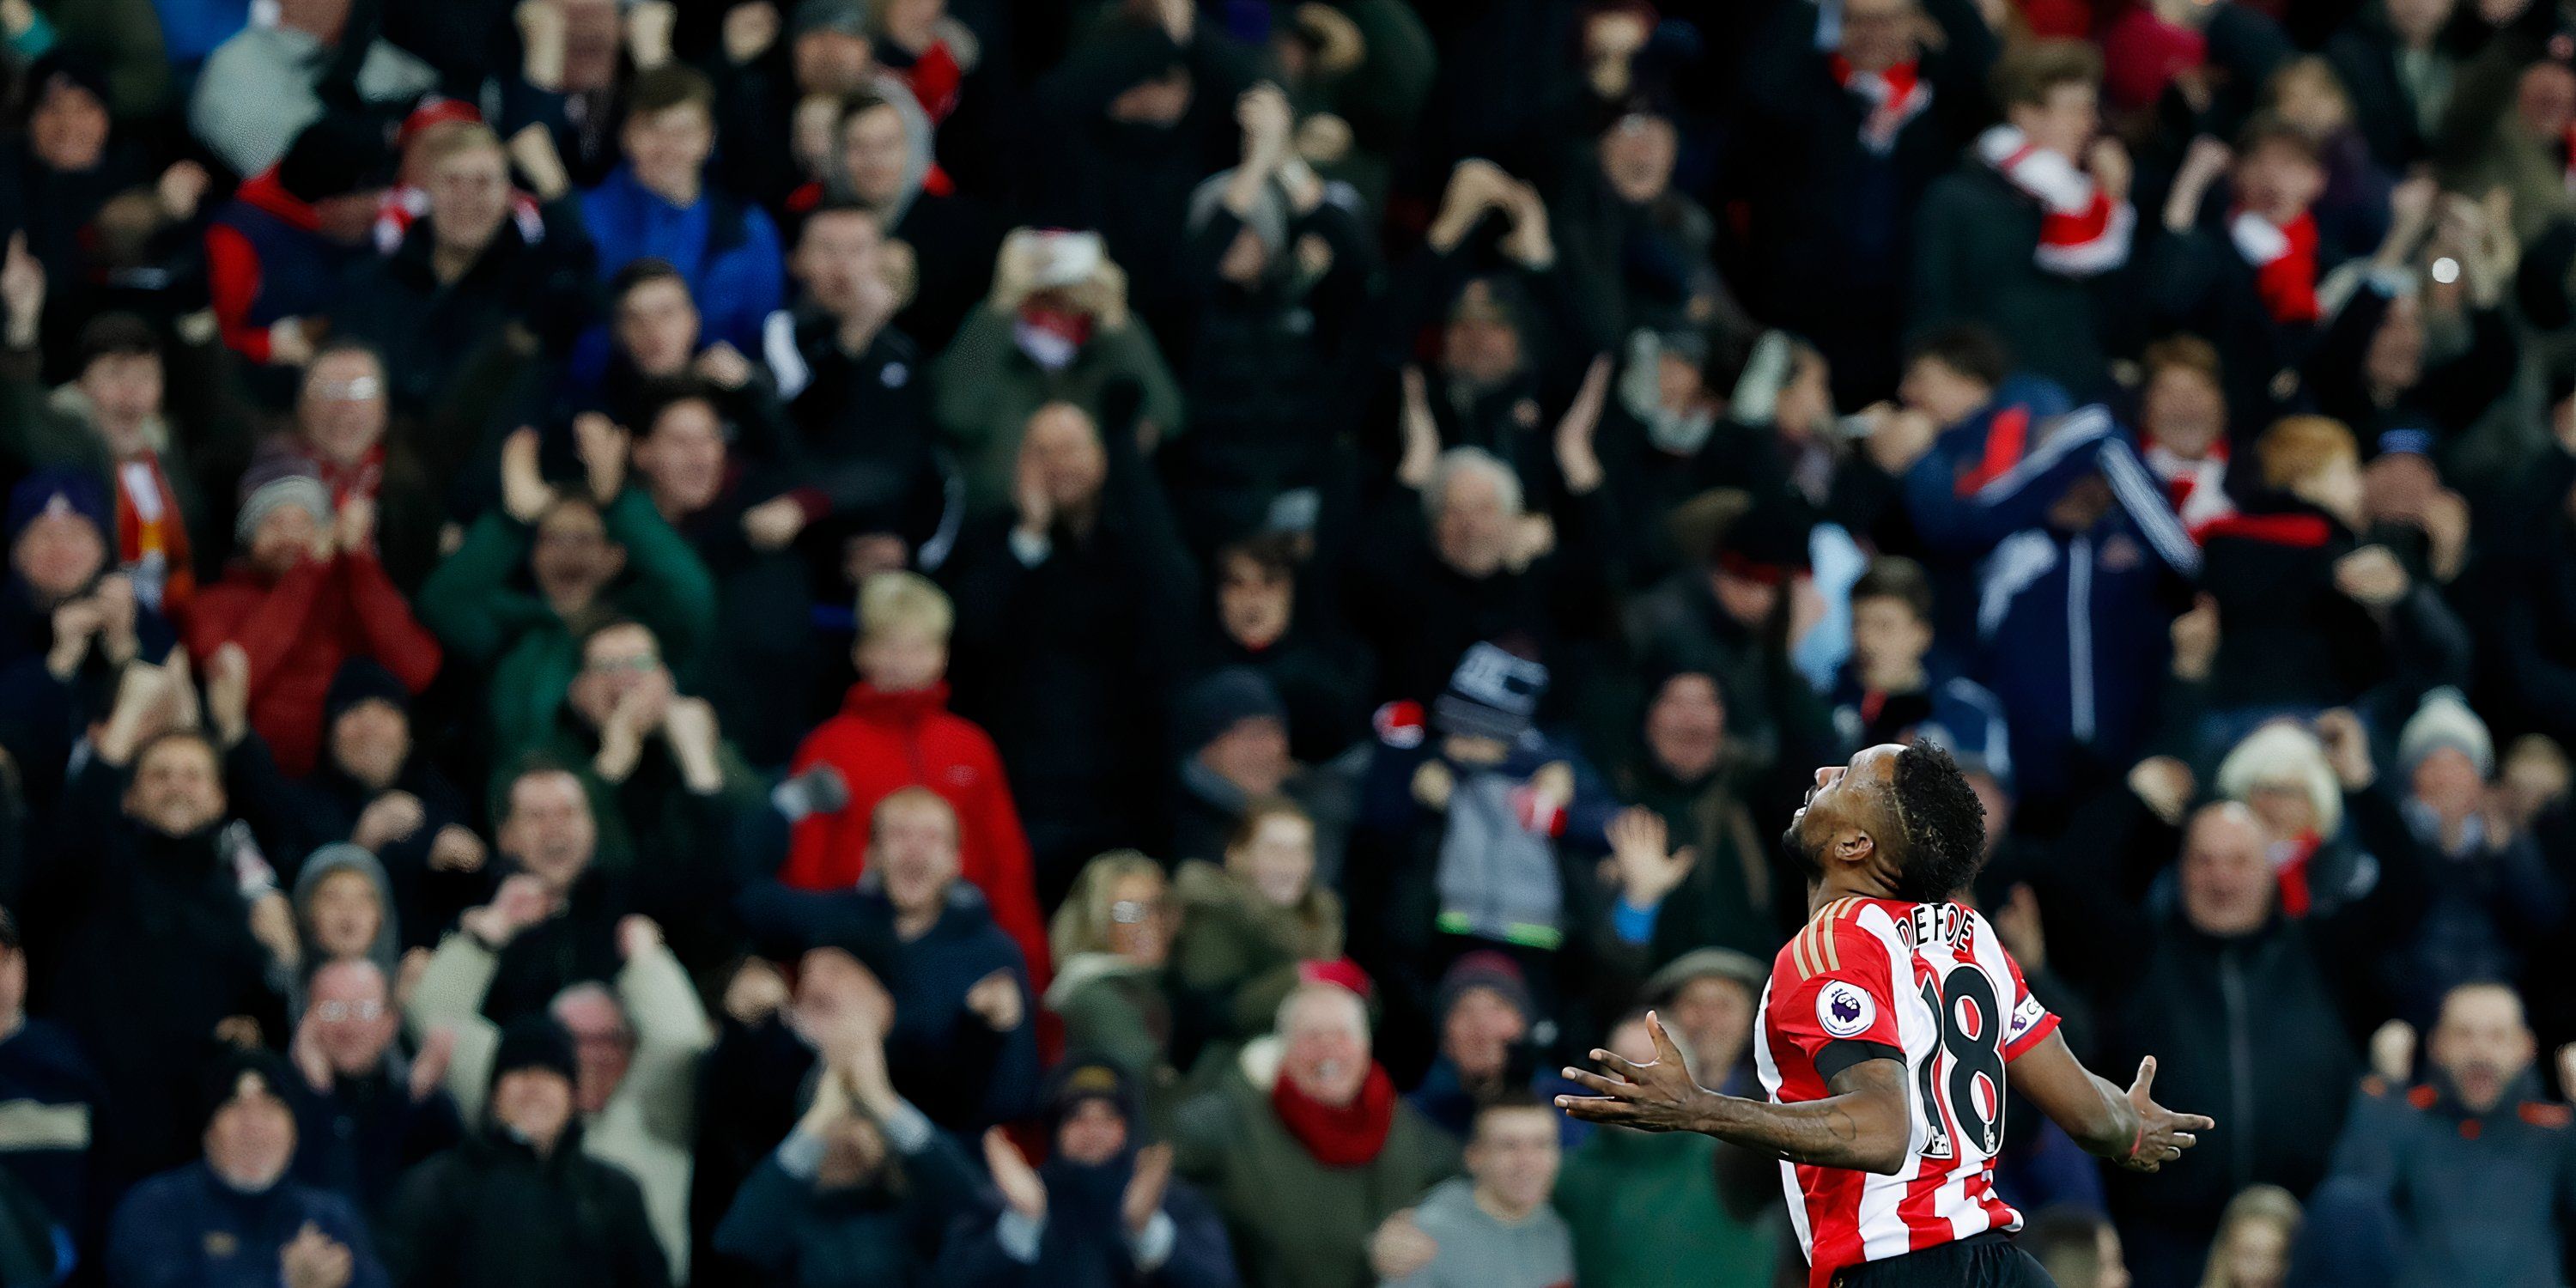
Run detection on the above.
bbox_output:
[938,1154,1237,1288]
[2328,1071,2576,1288]
[106,1163,386,1288]
[1913,404,2198,805]
[580,167,784,353]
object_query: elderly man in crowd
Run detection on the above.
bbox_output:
[1175,981,1456,1288]
[108,1050,387,1288]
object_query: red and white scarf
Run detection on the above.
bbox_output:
[1977,125,2133,276]
[2230,209,2321,324]
[2143,434,2235,537]
[1830,55,1932,155]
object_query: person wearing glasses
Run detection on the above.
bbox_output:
[279,344,453,596]
[284,958,462,1227]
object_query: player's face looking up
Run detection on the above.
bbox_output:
[1782,743,1990,902]
[1780,744,1903,890]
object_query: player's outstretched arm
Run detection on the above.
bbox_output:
[1557,1012,1912,1175]
[2011,1030,2214,1173]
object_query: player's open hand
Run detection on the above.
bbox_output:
[1557,1011,1713,1132]
[2118,1056,2215,1173]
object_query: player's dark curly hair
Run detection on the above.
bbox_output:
[1887,743,1990,902]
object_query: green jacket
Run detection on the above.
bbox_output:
[1554,1127,1781,1288]
[1042,951,1184,1139]
[1170,860,1343,1054]
[1175,1046,1458,1288]
[415,489,715,765]
[930,305,1184,513]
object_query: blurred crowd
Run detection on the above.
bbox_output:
[6,0,2576,1285]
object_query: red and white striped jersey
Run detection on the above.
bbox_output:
[1752,896,2060,1287]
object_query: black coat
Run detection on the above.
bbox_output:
[733,881,1040,1131]
[1163,201,1374,550]
[1720,0,1997,403]
[2198,496,2470,714]
[477,866,629,1027]
[30,761,281,1194]
[337,200,598,420]
[1910,161,2119,399]
[290,1070,464,1225]
[1022,25,1261,351]
[942,444,1199,882]
[381,1127,668,1288]
[2039,783,2430,1241]
[2324,17,2448,171]
[287,757,479,951]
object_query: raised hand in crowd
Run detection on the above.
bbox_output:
[461,873,559,950]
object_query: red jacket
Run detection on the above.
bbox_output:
[186,551,441,776]
[784,682,1050,987]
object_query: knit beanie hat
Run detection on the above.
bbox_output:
[489,1017,578,1097]
[2398,689,2494,780]
[1433,642,1547,743]
[1044,1057,1142,1134]
[1176,667,1288,754]
[5,470,110,545]
[1435,950,1532,1027]
[324,657,410,726]
[235,453,333,544]
[198,1048,297,1139]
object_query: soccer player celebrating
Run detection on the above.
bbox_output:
[1559,743,2210,1287]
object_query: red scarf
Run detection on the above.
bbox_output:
[902,42,965,123]
[1272,1063,1398,1167]
[1828,55,1931,155]
[2272,829,2324,919]
[2230,209,2320,324]
[111,453,193,619]
[1977,126,2132,276]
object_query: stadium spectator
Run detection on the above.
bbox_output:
[2319,980,2574,1288]
[1173,982,1456,1288]
[380,1017,669,1287]
[1043,853,1180,1096]
[738,787,1041,1131]
[406,910,708,1278]
[781,570,1048,976]
[942,1059,1236,1288]
[107,1049,388,1288]
[1370,1096,1571,1288]
[283,959,461,1223]
[185,453,441,777]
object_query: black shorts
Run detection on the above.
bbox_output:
[1832,1231,2057,1288]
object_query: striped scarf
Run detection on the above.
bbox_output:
[1978,125,2133,276]
[1830,55,1931,155]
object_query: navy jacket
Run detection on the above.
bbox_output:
[2328,1070,2576,1288]
[939,1154,1238,1288]
[106,1163,386,1288]
[734,880,1039,1130]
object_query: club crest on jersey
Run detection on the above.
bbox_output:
[1818,981,1874,1037]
